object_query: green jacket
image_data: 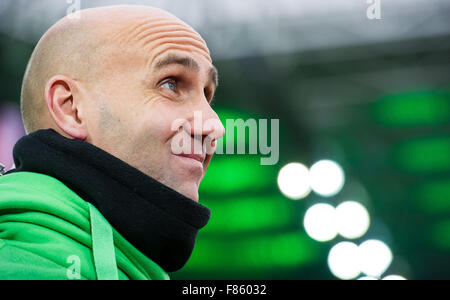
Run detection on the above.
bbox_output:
[0,171,169,280]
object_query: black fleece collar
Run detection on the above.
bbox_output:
[9,129,211,272]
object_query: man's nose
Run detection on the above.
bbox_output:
[190,100,225,143]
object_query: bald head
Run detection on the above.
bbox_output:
[20,5,224,201]
[21,5,210,134]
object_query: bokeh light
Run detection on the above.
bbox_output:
[327,242,361,280]
[328,239,395,280]
[309,160,345,197]
[359,240,393,278]
[303,203,337,242]
[335,201,370,239]
[277,162,311,200]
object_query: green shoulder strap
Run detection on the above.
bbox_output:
[88,203,119,280]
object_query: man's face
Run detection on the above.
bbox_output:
[84,18,225,202]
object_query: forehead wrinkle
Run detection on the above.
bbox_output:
[121,18,206,48]
[155,44,211,68]
[138,31,208,51]
[133,22,210,58]
[124,17,161,38]
[147,39,212,68]
[144,44,213,81]
[135,24,206,46]
[141,33,210,57]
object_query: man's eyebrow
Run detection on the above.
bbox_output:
[154,55,200,72]
[154,54,219,87]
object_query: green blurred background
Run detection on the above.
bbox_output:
[0,0,449,280]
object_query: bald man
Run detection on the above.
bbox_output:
[0,5,225,280]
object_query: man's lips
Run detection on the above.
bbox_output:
[175,153,206,164]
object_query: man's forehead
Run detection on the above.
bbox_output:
[88,8,215,83]
[111,17,213,64]
[110,13,211,58]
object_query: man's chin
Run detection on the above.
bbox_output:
[179,187,199,202]
[162,179,200,202]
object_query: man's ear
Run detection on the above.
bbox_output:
[45,75,88,140]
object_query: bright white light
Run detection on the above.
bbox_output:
[303,203,337,242]
[309,160,345,197]
[328,242,361,280]
[335,201,370,239]
[382,275,407,280]
[277,162,311,200]
[359,240,393,278]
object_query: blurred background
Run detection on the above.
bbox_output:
[1,0,450,280]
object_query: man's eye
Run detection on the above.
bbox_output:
[160,80,176,92]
